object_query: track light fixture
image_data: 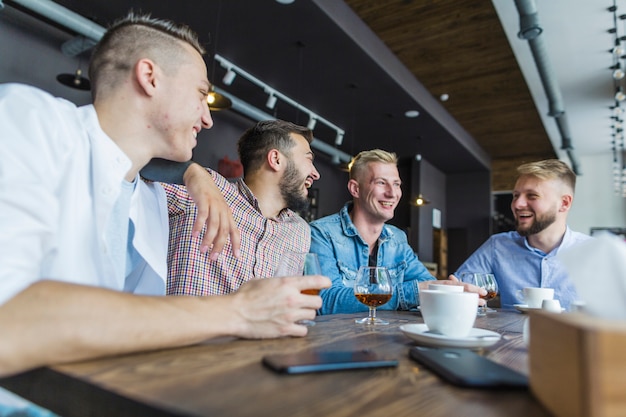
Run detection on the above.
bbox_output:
[222,68,236,85]
[266,92,277,109]
[213,54,346,155]
[335,131,344,146]
[307,116,317,130]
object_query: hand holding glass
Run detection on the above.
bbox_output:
[460,272,498,315]
[353,266,393,325]
[274,252,322,325]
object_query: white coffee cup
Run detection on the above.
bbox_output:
[427,283,464,293]
[522,287,554,309]
[420,290,478,338]
[541,299,562,313]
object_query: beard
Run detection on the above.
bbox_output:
[279,158,310,213]
[516,210,557,236]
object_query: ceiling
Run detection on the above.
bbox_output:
[3,0,617,191]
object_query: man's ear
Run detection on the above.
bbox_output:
[347,179,359,198]
[135,58,158,97]
[559,193,573,212]
[267,149,283,172]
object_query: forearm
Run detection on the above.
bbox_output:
[0,281,237,377]
[0,276,330,377]
[140,158,193,184]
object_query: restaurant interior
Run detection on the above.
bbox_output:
[1,0,625,276]
[1,2,626,416]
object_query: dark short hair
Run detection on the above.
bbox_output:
[237,120,313,174]
[89,12,204,100]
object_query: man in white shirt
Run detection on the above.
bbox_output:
[0,13,329,379]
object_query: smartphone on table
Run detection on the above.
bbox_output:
[409,346,528,389]
[263,349,398,374]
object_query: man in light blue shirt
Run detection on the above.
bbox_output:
[310,149,482,315]
[454,159,591,310]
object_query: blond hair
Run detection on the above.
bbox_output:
[517,159,576,193]
[349,149,397,181]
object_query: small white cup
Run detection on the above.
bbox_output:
[522,287,554,309]
[420,290,478,338]
[427,283,464,293]
[541,299,562,313]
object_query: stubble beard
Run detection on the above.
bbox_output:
[279,159,310,213]
[516,210,557,237]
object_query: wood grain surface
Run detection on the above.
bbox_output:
[0,311,550,417]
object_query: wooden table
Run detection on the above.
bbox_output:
[0,310,551,417]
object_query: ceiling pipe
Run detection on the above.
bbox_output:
[514,0,581,175]
[9,0,105,41]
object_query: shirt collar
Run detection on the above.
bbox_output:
[339,202,393,240]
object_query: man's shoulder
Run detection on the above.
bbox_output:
[1,83,75,110]
[488,230,522,242]
[310,211,342,228]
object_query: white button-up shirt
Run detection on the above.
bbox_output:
[0,83,167,305]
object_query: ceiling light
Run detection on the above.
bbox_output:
[413,193,431,206]
[404,110,420,118]
[440,93,449,102]
[207,86,232,111]
[335,131,344,146]
[307,116,317,130]
[222,68,236,85]
[56,68,90,91]
[266,93,277,109]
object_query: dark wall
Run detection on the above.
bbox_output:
[446,171,492,273]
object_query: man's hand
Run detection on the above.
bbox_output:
[419,275,487,306]
[230,275,331,339]
[183,163,241,260]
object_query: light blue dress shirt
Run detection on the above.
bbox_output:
[309,203,435,314]
[455,227,592,310]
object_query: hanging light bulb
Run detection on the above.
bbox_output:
[614,66,625,80]
[615,88,626,102]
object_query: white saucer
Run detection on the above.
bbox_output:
[514,304,565,313]
[399,324,501,348]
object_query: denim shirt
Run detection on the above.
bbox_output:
[454,227,592,310]
[309,203,435,314]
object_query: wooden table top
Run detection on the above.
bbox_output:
[0,310,551,417]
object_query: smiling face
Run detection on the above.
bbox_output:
[153,42,213,162]
[350,162,402,224]
[278,133,320,211]
[511,175,565,236]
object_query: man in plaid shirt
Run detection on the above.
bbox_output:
[163,120,321,295]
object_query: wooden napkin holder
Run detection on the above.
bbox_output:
[528,311,626,417]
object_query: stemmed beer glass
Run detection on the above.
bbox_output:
[353,266,393,325]
[460,272,499,316]
[274,251,322,326]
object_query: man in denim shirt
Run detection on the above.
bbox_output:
[310,149,480,315]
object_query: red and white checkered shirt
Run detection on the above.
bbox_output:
[162,169,310,295]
